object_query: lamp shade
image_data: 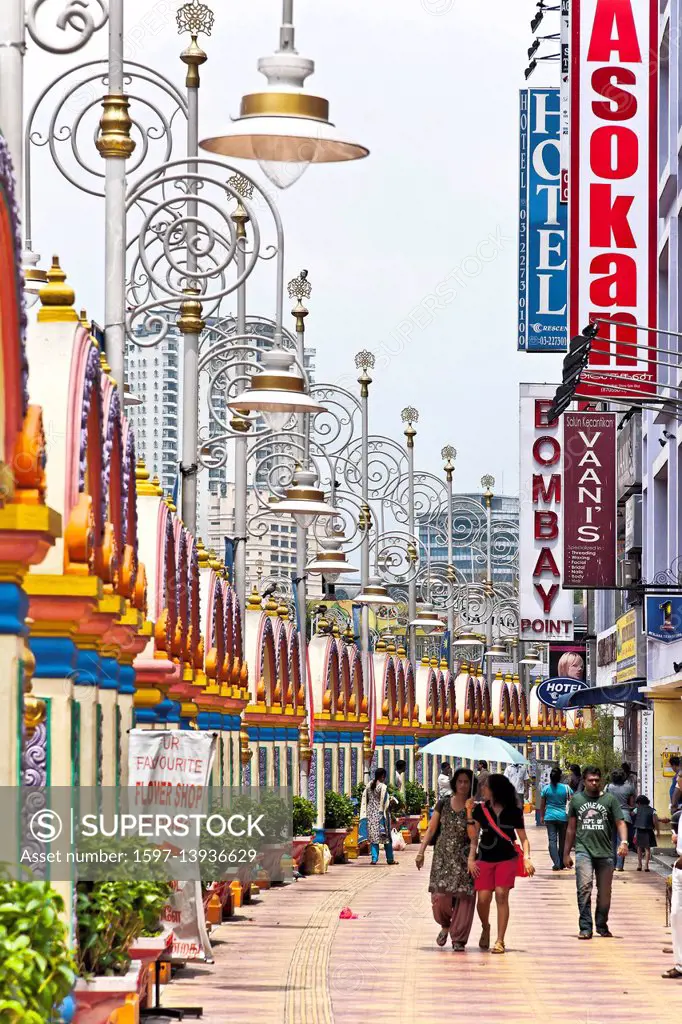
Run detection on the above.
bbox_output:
[199,53,368,189]
[355,577,396,606]
[275,467,336,529]
[409,604,444,635]
[306,536,358,582]
[227,348,325,422]
[452,632,484,649]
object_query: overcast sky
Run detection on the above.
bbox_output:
[26,0,565,496]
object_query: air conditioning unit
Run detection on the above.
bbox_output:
[619,559,640,588]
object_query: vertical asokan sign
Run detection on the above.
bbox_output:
[563,411,617,587]
[569,0,658,398]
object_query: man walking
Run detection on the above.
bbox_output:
[504,761,529,810]
[564,766,628,939]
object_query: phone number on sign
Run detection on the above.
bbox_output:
[133,848,258,864]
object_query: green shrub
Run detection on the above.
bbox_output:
[403,780,428,816]
[323,791,354,830]
[0,874,75,1024]
[76,878,171,977]
[293,797,316,836]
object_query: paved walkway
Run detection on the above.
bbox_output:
[155,826,681,1023]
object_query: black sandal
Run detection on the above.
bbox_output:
[662,968,682,979]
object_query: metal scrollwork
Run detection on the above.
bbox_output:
[27,0,108,54]
[126,159,284,347]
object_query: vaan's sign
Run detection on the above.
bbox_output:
[563,411,617,587]
[519,384,574,641]
[569,0,658,399]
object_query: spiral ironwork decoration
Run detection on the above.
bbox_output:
[24,61,187,243]
[125,158,284,346]
[27,0,108,54]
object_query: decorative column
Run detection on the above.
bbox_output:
[298,720,311,798]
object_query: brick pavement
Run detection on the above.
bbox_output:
[154,826,682,1023]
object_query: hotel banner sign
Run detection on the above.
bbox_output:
[569,0,658,398]
[519,384,574,642]
[518,88,568,353]
[563,411,617,587]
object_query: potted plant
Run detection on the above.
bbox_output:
[292,796,316,870]
[0,874,75,1024]
[74,877,171,1024]
[324,791,355,862]
[398,780,428,841]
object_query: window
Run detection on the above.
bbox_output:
[271,524,278,532]
[271,539,279,547]
[271,554,279,563]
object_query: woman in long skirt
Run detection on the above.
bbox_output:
[416,768,477,951]
[359,767,398,864]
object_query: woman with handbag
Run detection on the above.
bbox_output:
[415,768,477,951]
[466,773,535,955]
[359,767,399,865]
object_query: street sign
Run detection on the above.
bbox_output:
[536,676,590,708]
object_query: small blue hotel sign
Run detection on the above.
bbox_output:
[645,595,682,645]
[518,88,568,353]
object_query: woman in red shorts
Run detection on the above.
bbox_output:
[466,773,535,954]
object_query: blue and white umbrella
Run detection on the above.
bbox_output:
[419,733,528,764]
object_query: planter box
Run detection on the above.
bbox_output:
[398,815,422,843]
[128,934,173,1010]
[74,960,142,1024]
[293,835,313,870]
[323,828,348,863]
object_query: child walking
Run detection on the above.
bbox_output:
[632,794,659,872]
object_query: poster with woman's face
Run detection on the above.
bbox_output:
[553,649,586,681]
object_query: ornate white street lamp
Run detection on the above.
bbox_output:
[198,0,368,188]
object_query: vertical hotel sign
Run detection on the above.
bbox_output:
[563,411,617,587]
[518,88,568,352]
[569,0,658,398]
[519,384,574,642]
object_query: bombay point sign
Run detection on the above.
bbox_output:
[519,384,574,642]
[569,0,658,399]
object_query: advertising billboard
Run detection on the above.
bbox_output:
[519,384,574,642]
[563,411,617,587]
[518,88,568,353]
[569,0,658,399]
[615,606,644,683]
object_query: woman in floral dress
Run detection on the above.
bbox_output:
[416,768,476,951]
[359,767,398,864]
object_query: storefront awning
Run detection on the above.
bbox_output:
[556,680,648,709]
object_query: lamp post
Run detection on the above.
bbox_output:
[481,474,495,692]
[357,350,375,725]
[442,445,457,671]
[402,407,419,676]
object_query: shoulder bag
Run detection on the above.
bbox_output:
[481,804,529,878]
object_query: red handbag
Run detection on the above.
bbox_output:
[481,805,529,878]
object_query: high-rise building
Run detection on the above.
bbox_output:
[125,324,182,497]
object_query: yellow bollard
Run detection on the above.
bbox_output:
[229,879,243,908]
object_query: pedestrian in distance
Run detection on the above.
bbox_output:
[476,760,490,796]
[568,764,584,794]
[437,762,453,800]
[394,758,407,797]
[539,766,571,871]
[466,773,535,955]
[359,768,399,865]
[563,765,628,939]
[669,756,682,812]
[416,768,476,952]
[504,760,529,810]
[605,767,635,870]
[663,811,682,978]
[632,795,659,872]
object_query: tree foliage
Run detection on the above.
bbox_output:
[556,708,621,778]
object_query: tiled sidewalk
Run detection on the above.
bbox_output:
[156,827,678,1023]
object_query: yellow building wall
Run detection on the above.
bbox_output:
[651,693,682,835]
